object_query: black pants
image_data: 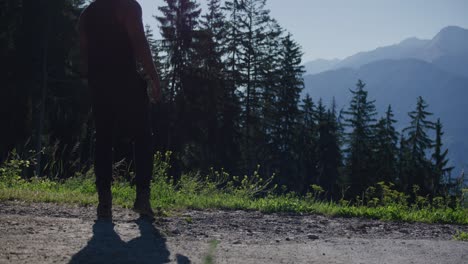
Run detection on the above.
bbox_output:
[91,75,153,190]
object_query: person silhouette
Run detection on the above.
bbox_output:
[78,0,161,219]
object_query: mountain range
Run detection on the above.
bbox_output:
[302,26,468,177]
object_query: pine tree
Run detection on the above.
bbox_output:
[224,0,277,173]
[199,0,226,71]
[343,80,377,197]
[270,32,305,190]
[144,25,166,77]
[315,99,342,198]
[403,96,435,194]
[222,0,243,88]
[326,100,343,198]
[256,20,282,177]
[297,94,318,191]
[431,118,454,196]
[144,24,171,101]
[156,0,201,102]
[315,99,328,185]
[273,33,304,153]
[155,0,202,169]
[373,105,399,183]
[397,134,410,190]
[198,0,241,173]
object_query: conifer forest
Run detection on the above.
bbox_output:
[0,0,460,201]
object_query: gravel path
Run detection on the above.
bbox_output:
[0,201,467,264]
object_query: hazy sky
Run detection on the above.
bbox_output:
[137,0,468,62]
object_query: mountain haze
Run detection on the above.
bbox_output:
[332,26,468,76]
[303,26,468,177]
[303,59,340,75]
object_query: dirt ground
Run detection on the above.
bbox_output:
[0,201,467,264]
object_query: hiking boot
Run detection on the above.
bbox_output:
[97,187,112,220]
[133,187,155,219]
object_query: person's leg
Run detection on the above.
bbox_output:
[94,105,114,219]
[133,107,155,218]
[134,118,153,187]
[126,76,155,218]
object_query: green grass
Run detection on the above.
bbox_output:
[202,240,220,264]
[453,231,468,241]
[1,153,467,225]
[1,174,467,225]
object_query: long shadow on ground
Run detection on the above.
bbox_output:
[69,218,189,264]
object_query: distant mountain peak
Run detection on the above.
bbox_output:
[303,58,341,75]
[399,37,426,47]
[437,25,468,34]
[426,25,468,60]
[329,26,468,71]
[433,25,468,42]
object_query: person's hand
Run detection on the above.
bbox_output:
[150,79,162,103]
